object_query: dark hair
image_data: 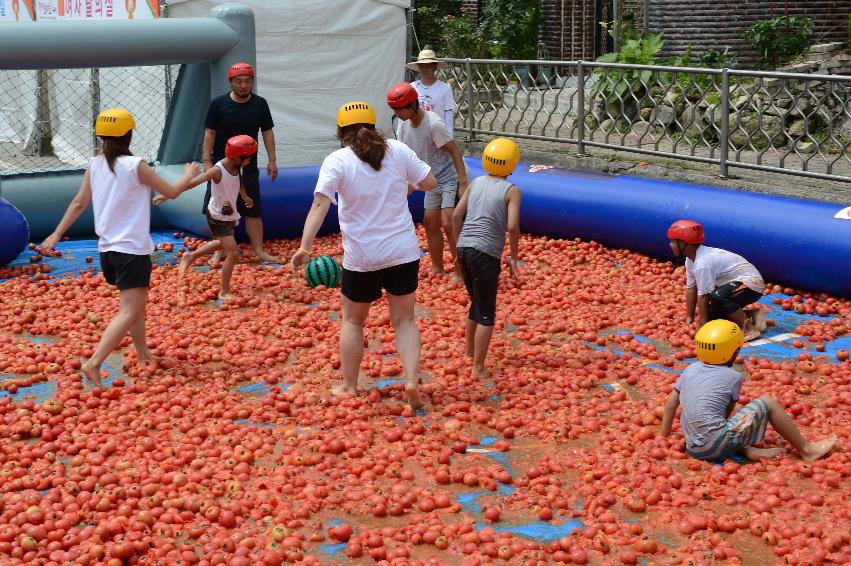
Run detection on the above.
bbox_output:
[100,132,133,173]
[337,124,387,171]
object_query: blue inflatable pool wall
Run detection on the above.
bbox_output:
[0,198,29,267]
[2,158,851,298]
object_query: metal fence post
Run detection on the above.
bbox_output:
[464,58,476,143]
[90,68,101,157]
[719,68,730,179]
[576,60,586,157]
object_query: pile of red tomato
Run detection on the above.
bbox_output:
[0,228,848,565]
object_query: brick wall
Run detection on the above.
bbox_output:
[646,1,851,65]
[539,0,598,60]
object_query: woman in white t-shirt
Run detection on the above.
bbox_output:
[667,219,767,341]
[407,48,456,136]
[290,101,437,410]
[41,108,199,388]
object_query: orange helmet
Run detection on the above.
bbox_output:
[387,82,419,108]
[225,135,258,160]
[667,220,704,244]
[228,62,254,80]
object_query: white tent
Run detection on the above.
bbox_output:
[166,0,411,167]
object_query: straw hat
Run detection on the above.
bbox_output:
[406,48,449,71]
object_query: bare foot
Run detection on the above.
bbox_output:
[208,251,222,267]
[255,251,278,263]
[800,437,839,462]
[430,268,446,277]
[331,382,358,397]
[472,366,491,379]
[218,291,234,302]
[80,362,103,388]
[752,309,767,332]
[404,387,424,411]
[178,254,193,278]
[136,350,156,364]
[741,446,786,460]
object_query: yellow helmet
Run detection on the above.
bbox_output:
[95,108,135,137]
[482,137,520,177]
[695,320,744,365]
[337,101,376,128]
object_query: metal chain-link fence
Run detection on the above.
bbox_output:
[0,65,179,175]
[444,58,851,182]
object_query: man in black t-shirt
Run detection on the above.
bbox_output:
[203,62,278,262]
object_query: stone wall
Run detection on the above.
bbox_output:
[646,1,851,66]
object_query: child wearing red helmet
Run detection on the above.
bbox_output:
[668,220,766,341]
[156,135,257,301]
[388,82,468,275]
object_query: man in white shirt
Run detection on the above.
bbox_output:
[406,48,456,136]
[668,219,767,341]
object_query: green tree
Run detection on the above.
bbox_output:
[412,0,464,54]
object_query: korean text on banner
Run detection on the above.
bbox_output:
[36,0,160,20]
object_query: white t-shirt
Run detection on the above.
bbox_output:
[314,139,431,272]
[88,155,153,255]
[207,161,241,222]
[395,111,457,189]
[411,80,455,136]
[686,245,765,296]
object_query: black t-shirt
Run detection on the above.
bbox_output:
[205,93,274,172]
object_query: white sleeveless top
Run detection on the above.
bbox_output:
[89,155,153,255]
[207,161,241,221]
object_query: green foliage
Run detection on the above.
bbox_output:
[440,13,488,58]
[594,32,664,102]
[698,47,738,70]
[415,0,540,60]
[478,0,541,59]
[412,0,464,53]
[744,16,814,69]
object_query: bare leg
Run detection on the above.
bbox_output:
[81,287,148,388]
[218,236,239,301]
[335,296,371,397]
[760,396,838,461]
[128,302,153,363]
[387,292,423,410]
[423,209,445,274]
[180,240,222,277]
[245,217,276,262]
[465,318,476,358]
[471,323,494,379]
[741,446,785,460]
[729,308,760,341]
[441,207,456,262]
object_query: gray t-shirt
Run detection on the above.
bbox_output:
[675,362,742,450]
[396,111,457,188]
[457,175,513,259]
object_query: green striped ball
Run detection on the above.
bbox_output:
[305,255,341,289]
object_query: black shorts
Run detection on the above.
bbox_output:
[457,247,501,326]
[202,169,262,218]
[708,281,763,318]
[100,252,151,290]
[342,260,420,303]
[206,213,236,238]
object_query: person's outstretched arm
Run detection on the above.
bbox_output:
[291,194,332,273]
[138,162,201,200]
[41,169,93,250]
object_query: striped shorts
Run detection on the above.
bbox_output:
[686,398,770,460]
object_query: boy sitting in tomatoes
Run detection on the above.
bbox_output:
[662,320,837,462]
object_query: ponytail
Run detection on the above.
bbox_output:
[100,131,133,173]
[337,124,387,171]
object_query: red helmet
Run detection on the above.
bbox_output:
[667,220,705,244]
[387,82,419,108]
[225,135,258,160]
[228,62,254,80]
